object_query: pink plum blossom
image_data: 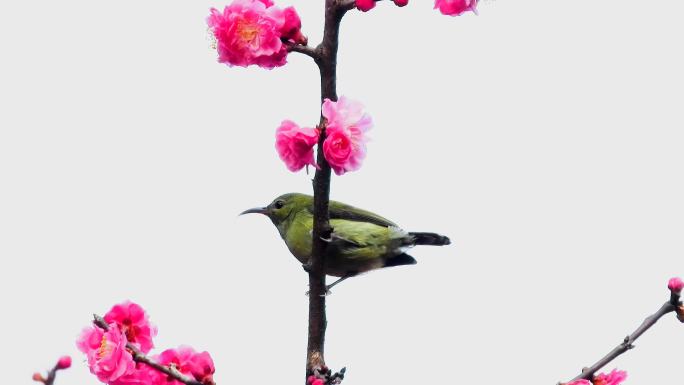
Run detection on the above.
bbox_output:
[110,365,156,385]
[56,355,72,369]
[668,277,684,293]
[434,0,477,16]
[104,301,157,354]
[151,347,215,385]
[76,325,136,384]
[356,0,376,12]
[321,96,372,175]
[281,7,307,45]
[208,0,306,69]
[393,0,409,7]
[566,381,591,385]
[276,120,319,172]
[594,369,628,385]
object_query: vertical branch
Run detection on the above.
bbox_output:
[307,0,349,376]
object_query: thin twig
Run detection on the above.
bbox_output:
[93,315,206,385]
[566,291,681,383]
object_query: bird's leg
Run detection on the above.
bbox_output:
[325,272,358,292]
[305,273,358,297]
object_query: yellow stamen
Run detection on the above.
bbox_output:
[97,335,110,359]
[236,20,259,45]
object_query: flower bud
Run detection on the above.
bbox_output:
[32,373,45,383]
[393,0,409,6]
[356,0,376,12]
[56,355,72,369]
[668,277,684,294]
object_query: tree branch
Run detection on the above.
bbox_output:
[306,0,350,380]
[34,366,58,385]
[285,42,320,60]
[565,290,682,383]
[93,315,208,385]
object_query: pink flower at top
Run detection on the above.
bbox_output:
[321,96,372,175]
[208,0,306,69]
[56,355,72,369]
[76,325,136,383]
[594,369,628,385]
[356,0,376,12]
[668,277,684,293]
[434,0,478,16]
[104,301,157,354]
[393,0,409,7]
[151,347,215,385]
[276,120,319,172]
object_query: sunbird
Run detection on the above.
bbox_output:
[240,193,451,290]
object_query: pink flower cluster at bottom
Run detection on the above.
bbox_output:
[76,301,215,385]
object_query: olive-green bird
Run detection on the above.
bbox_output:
[240,193,451,290]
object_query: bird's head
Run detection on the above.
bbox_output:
[240,193,312,226]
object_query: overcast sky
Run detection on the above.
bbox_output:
[1,0,683,384]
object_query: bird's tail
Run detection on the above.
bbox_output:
[409,232,451,246]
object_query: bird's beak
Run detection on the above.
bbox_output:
[239,207,268,216]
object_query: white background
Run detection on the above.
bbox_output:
[1,0,683,384]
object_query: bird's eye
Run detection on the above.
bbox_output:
[274,200,285,209]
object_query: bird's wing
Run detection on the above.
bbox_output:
[328,219,406,261]
[321,200,398,228]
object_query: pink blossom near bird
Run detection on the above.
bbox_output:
[321,96,372,175]
[275,120,320,172]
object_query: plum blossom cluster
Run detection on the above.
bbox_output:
[356,0,477,16]
[207,0,306,69]
[566,369,627,385]
[76,301,215,385]
[276,96,372,175]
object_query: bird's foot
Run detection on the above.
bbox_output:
[302,263,312,273]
